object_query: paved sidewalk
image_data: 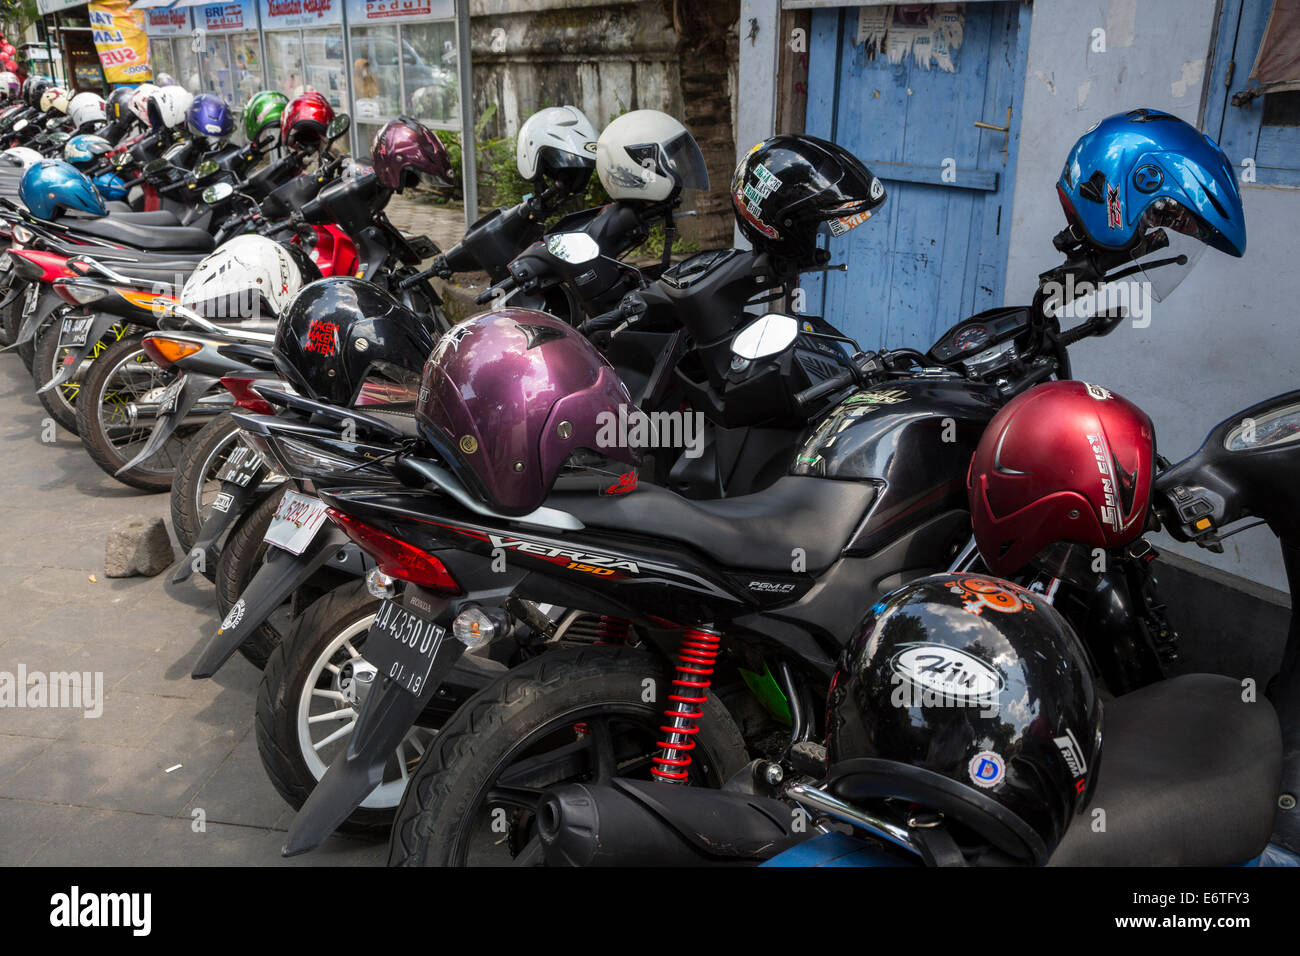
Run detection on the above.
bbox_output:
[0,357,384,866]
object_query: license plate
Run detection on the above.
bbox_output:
[363,599,447,696]
[0,254,10,273]
[263,490,329,556]
[21,282,37,317]
[155,377,185,416]
[215,443,263,487]
[59,315,93,348]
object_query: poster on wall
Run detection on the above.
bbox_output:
[200,1,255,32]
[88,0,153,83]
[343,0,451,24]
[145,7,191,37]
[260,0,342,30]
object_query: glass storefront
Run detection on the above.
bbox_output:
[258,0,348,112]
[143,5,191,88]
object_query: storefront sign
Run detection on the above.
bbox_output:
[200,0,255,32]
[343,0,452,23]
[260,0,342,29]
[145,7,191,37]
[88,0,154,83]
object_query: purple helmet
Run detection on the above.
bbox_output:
[187,93,234,141]
[417,309,636,515]
[371,115,452,191]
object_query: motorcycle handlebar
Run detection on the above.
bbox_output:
[475,274,517,305]
[397,255,449,290]
[793,368,856,410]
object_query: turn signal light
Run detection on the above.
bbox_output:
[325,507,462,595]
[141,336,202,367]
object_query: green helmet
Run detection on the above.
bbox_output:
[242,90,289,143]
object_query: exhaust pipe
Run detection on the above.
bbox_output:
[537,778,805,867]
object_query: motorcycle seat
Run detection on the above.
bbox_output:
[1049,673,1280,866]
[61,208,182,227]
[58,215,214,253]
[547,476,876,573]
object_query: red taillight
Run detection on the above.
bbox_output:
[325,507,461,594]
[219,376,275,415]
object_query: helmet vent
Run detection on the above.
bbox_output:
[1077,170,1107,204]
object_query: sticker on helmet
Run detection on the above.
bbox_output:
[1085,432,1123,532]
[459,435,478,454]
[828,209,873,237]
[1054,727,1088,778]
[1106,183,1122,229]
[1083,382,1112,400]
[869,177,884,200]
[968,751,1005,788]
[889,642,1005,704]
[305,319,338,356]
[735,161,783,239]
[946,577,1036,616]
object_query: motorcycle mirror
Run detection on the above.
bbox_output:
[144,157,169,175]
[731,313,800,361]
[546,232,600,265]
[50,132,68,144]
[202,181,233,204]
[327,114,350,141]
[195,158,219,180]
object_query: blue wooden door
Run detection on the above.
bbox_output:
[802,3,1032,352]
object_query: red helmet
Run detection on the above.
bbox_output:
[967,380,1155,576]
[281,91,334,151]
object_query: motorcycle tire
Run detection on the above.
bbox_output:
[170,410,253,563]
[214,485,288,669]
[386,645,749,867]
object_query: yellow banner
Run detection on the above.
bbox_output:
[88,0,152,84]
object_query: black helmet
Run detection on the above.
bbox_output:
[24,77,52,110]
[273,276,441,407]
[106,87,136,126]
[731,134,885,265]
[826,573,1102,864]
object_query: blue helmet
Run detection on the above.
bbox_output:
[1058,109,1245,297]
[64,133,113,167]
[92,170,129,201]
[19,160,107,220]
[186,93,234,142]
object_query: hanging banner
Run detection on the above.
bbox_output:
[260,0,342,30]
[89,0,154,84]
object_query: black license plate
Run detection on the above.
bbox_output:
[363,599,447,696]
[215,442,263,487]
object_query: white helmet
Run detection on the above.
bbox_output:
[516,105,598,189]
[129,83,159,125]
[181,235,320,322]
[1,146,44,169]
[40,86,69,114]
[68,92,106,131]
[595,109,709,203]
[147,86,194,131]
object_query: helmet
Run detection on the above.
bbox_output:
[186,93,234,141]
[18,160,107,220]
[516,105,597,192]
[825,573,1102,865]
[64,134,112,167]
[146,85,194,131]
[1057,109,1246,299]
[68,91,106,131]
[281,91,333,151]
[128,83,159,125]
[180,235,321,322]
[156,72,177,87]
[731,135,885,265]
[24,77,52,109]
[92,169,129,202]
[371,116,451,191]
[273,277,441,407]
[39,86,67,114]
[242,90,288,143]
[1,146,44,169]
[0,73,19,101]
[416,309,637,515]
[967,380,1155,578]
[595,109,708,203]
[106,87,135,125]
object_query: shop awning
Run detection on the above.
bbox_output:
[128,0,178,8]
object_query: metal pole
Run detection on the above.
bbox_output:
[454,0,475,230]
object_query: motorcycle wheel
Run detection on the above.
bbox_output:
[255,580,442,834]
[32,318,130,435]
[74,332,190,492]
[386,646,749,867]
[169,410,257,561]
[214,485,289,669]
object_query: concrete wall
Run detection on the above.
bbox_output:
[1003,0,1297,591]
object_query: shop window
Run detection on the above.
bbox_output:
[266,32,307,97]
[230,33,265,111]
[1206,0,1300,187]
[150,38,176,83]
[352,25,402,148]
[303,29,349,110]
[401,20,457,127]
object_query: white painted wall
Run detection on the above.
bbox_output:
[1003,0,1297,591]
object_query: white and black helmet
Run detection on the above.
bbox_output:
[181,235,321,322]
[515,105,598,193]
[146,86,194,131]
[595,109,709,203]
[1,147,44,170]
[68,92,107,132]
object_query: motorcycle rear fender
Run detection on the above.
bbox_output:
[37,310,123,393]
[170,470,276,585]
[115,372,222,476]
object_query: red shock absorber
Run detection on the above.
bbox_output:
[651,626,722,783]
[595,616,632,644]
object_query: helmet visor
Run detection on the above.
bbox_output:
[1128,200,1208,301]
[662,131,709,192]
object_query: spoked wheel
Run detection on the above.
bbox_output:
[387,646,748,867]
[256,582,443,834]
[74,332,190,492]
[32,318,130,435]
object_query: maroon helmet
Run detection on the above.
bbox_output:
[417,309,636,516]
[371,116,452,191]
